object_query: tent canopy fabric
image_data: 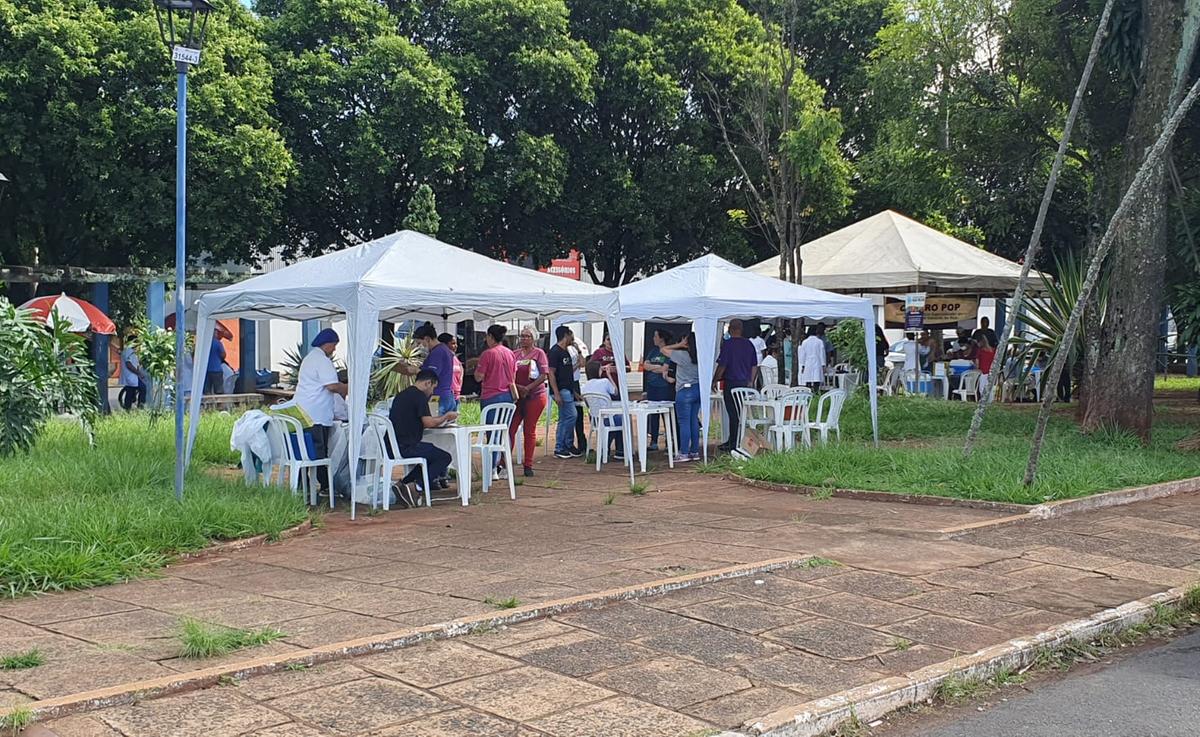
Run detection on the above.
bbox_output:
[750,210,1043,295]
[184,231,636,517]
[588,254,880,453]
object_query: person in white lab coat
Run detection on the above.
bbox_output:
[797,325,827,391]
[295,328,348,496]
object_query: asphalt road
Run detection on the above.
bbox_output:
[884,629,1200,737]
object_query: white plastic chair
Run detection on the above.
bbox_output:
[471,403,516,498]
[806,389,847,445]
[759,363,779,387]
[768,392,812,450]
[953,370,982,402]
[880,366,902,396]
[365,413,430,509]
[838,371,861,395]
[730,386,764,448]
[583,392,624,470]
[267,415,331,507]
[761,383,791,400]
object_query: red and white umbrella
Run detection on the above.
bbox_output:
[19,293,117,335]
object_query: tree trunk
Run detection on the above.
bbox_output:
[1081,0,1194,440]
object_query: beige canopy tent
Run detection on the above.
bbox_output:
[749,210,1044,295]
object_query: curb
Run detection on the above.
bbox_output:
[741,581,1200,737]
[2,555,818,724]
[731,473,1200,538]
[177,519,315,561]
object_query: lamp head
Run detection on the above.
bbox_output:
[154,0,214,64]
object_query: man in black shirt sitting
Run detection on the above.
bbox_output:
[388,369,457,508]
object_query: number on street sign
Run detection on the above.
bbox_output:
[171,46,202,65]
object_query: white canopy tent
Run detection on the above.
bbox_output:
[750,210,1043,295]
[184,230,635,517]
[564,255,879,459]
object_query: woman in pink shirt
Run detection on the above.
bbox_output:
[438,333,464,400]
[474,324,518,409]
[509,325,550,477]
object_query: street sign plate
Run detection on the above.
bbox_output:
[171,46,201,65]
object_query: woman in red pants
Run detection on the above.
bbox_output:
[510,325,550,478]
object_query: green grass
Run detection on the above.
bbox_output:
[484,596,521,609]
[889,637,912,652]
[628,482,648,496]
[0,705,33,734]
[177,618,286,659]
[603,492,616,505]
[1154,375,1200,391]
[0,413,309,598]
[799,556,840,568]
[736,396,1200,505]
[0,649,43,670]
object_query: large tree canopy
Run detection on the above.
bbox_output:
[0,0,291,267]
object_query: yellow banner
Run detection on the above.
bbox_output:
[884,297,979,328]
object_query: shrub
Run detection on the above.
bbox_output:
[0,298,97,456]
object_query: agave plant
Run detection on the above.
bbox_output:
[1009,252,1109,387]
[370,336,423,402]
[280,342,345,389]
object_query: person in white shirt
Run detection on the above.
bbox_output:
[119,332,147,410]
[797,325,827,391]
[295,328,348,496]
[759,345,780,386]
[580,361,624,460]
[567,336,590,454]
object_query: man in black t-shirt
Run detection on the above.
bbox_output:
[547,326,582,459]
[388,369,457,507]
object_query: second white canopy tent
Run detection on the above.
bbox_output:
[559,254,880,460]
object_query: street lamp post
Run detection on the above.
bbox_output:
[153,0,213,501]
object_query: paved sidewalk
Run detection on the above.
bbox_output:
[3,461,1199,735]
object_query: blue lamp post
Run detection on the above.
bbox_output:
[154,0,213,501]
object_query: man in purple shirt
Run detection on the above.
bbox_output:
[714,319,759,451]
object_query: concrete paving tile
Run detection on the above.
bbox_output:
[157,640,307,672]
[94,578,247,612]
[244,549,384,574]
[401,568,529,595]
[797,592,924,627]
[245,724,332,737]
[813,538,1010,575]
[467,619,581,650]
[165,558,285,583]
[679,597,807,634]
[374,708,521,736]
[529,695,713,737]
[974,558,1042,574]
[1032,531,1124,555]
[0,617,44,639]
[434,666,615,722]
[1001,563,1105,585]
[277,612,400,648]
[996,585,1104,617]
[451,578,581,604]
[0,689,32,708]
[47,607,181,642]
[1105,543,1200,568]
[740,650,885,694]
[709,573,830,605]
[763,618,895,660]
[1100,561,1200,587]
[269,677,450,736]
[385,598,497,627]
[1100,517,1200,541]
[867,643,958,675]
[685,685,806,728]
[899,590,1033,623]
[39,715,123,737]
[1035,575,1166,608]
[501,631,657,677]
[324,561,450,585]
[881,614,1007,654]
[273,580,453,618]
[12,643,178,699]
[556,603,693,640]
[237,662,371,702]
[772,564,849,583]
[187,596,333,629]
[816,570,933,601]
[0,594,137,626]
[637,541,786,565]
[587,656,752,709]
[101,687,288,737]
[920,567,1038,594]
[640,585,728,611]
[358,640,519,687]
[638,620,783,667]
[613,554,732,576]
[216,568,340,596]
[571,570,658,590]
[1023,546,1124,572]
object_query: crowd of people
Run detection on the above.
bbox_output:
[888,317,1002,395]
[283,318,840,507]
